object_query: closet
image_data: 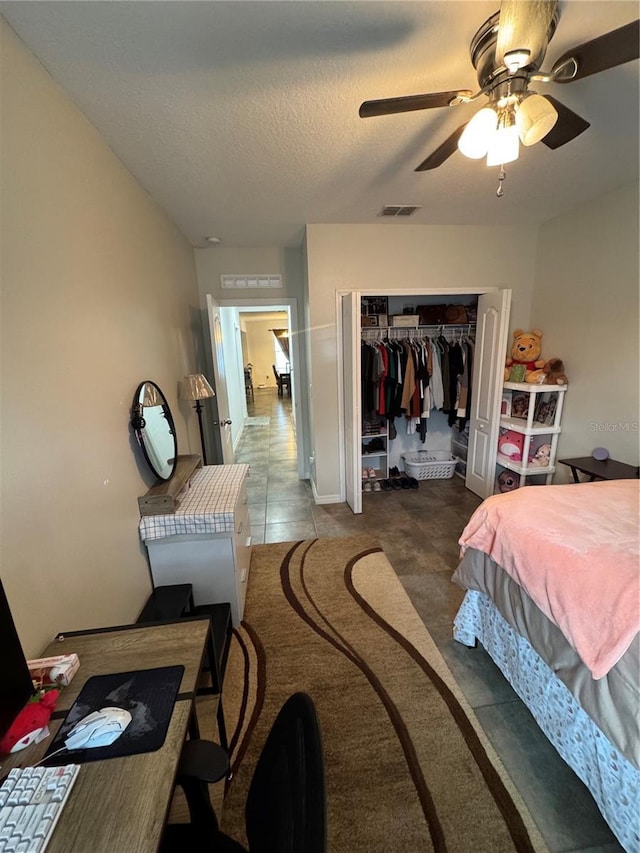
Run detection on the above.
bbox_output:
[342,289,511,514]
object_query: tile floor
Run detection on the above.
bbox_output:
[235,388,622,853]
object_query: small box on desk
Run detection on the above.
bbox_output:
[28,653,79,687]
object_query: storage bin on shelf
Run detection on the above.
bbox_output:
[402,451,458,480]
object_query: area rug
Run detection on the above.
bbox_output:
[221,536,548,852]
[245,416,270,426]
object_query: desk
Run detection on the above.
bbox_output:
[1,618,210,853]
[559,456,640,483]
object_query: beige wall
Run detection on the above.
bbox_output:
[195,247,290,304]
[1,21,201,656]
[532,182,639,473]
[304,224,540,500]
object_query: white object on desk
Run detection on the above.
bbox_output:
[139,464,252,626]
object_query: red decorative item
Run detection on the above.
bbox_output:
[0,689,60,755]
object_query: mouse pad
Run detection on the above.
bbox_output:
[43,665,185,765]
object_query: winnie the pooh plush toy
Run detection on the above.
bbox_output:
[505,329,546,383]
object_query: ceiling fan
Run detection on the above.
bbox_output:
[359,1,639,181]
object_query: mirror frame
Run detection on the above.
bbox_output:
[131,380,178,482]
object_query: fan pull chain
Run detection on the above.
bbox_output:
[496,167,506,197]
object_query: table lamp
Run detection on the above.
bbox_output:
[181,374,215,465]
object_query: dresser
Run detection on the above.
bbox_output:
[139,464,252,626]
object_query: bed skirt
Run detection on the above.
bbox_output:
[454,589,640,853]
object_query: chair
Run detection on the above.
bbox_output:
[244,366,254,401]
[272,365,291,397]
[163,692,326,853]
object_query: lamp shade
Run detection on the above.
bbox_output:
[516,93,558,146]
[486,110,519,166]
[458,108,499,159]
[181,374,215,401]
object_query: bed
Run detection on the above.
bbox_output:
[451,479,640,852]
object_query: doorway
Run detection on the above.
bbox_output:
[217,301,305,479]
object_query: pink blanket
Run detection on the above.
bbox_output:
[459,480,640,679]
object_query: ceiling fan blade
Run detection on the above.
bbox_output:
[496,0,558,68]
[359,91,471,118]
[551,19,640,82]
[415,124,468,171]
[540,96,590,149]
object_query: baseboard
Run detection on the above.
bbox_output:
[311,480,342,505]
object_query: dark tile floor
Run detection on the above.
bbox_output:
[235,388,621,853]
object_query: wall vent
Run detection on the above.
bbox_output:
[221,274,283,289]
[378,205,422,217]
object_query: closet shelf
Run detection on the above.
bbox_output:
[362,323,476,339]
[362,451,387,458]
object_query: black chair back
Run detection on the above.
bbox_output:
[245,692,326,853]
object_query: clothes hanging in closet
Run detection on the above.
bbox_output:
[360,331,475,439]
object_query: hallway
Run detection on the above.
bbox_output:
[234,388,316,545]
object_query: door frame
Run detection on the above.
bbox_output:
[336,286,503,507]
[217,297,306,480]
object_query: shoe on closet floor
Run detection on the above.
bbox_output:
[389,466,400,478]
[407,477,419,489]
[380,480,392,491]
[373,481,381,492]
[363,480,372,492]
[390,478,402,490]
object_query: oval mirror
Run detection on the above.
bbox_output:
[131,381,177,481]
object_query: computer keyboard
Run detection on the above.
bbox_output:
[0,764,80,853]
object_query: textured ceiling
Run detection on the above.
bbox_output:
[2,1,638,248]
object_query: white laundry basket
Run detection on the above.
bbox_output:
[402,451,458,480]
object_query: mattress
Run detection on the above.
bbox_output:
[452,547,640,771]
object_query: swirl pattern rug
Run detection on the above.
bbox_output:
[220,536,548,852]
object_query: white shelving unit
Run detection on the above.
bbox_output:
[361,427,389,485]
[497,381,567,486]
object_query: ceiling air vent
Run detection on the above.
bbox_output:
[221,274,283,289]
[378,205,422,217]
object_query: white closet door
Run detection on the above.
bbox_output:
[342,292,362,514]
[465,289,511,498]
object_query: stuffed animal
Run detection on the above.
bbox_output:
[0,689,59,755]
[497,469,519,493]
[505,329,546,383]
[497,429,525,461]
[529,443,552,467]
[538,357,568,386]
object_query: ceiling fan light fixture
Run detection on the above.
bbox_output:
[457,107,498,159]
[486,109,519,167]
[516,93,558,146]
